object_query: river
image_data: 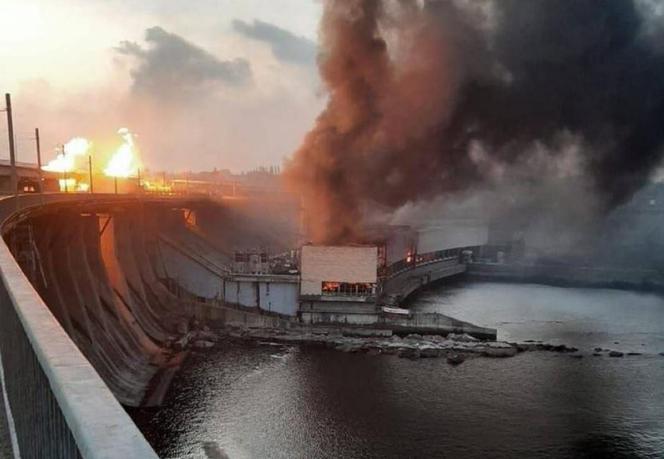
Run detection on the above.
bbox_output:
[131,281,664,458]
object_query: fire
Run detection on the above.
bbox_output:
[142,180,172,193]
[42,137,91,173]
[104,128,139,178]
[56,178,89,192]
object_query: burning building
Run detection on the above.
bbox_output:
[300,245,378,298]
[299,244,380,325]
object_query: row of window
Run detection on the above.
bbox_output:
[321,281,376,296]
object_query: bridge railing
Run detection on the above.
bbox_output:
[0,194,158,458]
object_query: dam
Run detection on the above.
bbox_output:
[0,190,493,457]
[3,187,662,456]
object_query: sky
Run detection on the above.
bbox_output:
[0,0,324,172]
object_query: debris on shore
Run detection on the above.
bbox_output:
[216,327,582,363]
[172,324,661,365]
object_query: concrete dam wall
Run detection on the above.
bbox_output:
[2,195,299,408]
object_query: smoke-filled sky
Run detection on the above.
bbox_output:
[0,0,323,171]
[285,0,664,243]
[5,0,664,247]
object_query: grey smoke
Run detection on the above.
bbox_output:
[116,26,251,97]
[232,19,317,65]
[285,0,664,244]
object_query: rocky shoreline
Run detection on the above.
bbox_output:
[217,327,584,364]
[177,324,664,365]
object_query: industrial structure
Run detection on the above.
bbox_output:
[5,178,664,456]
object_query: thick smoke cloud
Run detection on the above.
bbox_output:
[116,26,251,97]
[232,19,317,65]
[285,0,664,244]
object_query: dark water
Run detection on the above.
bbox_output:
[132,282,664,458]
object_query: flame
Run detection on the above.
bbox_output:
[104,128,139,178]
[142,180,172,193]
[57,178,90,192]
[43,137,91,173]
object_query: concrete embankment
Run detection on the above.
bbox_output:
[188,297,496,341]
[378,312,496,340]
[383,257,466,303]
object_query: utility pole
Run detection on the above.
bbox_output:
[137,168,141,192]
[88,155,93,193]
[35,128,43,193]
[61,144,68,192]
[114,176,118,194]
[5,94,17,195]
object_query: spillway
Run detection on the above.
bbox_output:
[2,194,299,407]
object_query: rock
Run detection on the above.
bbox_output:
[398,348,421,360]
[193,340,215,349]
[592,353,602,357]
[609,351,624,357]
[594,347,603,352]
[614,341,620,344]
[335,343,357,353]
[570,354,583,359]
[447,333,479,342]
[446,353,465,365]
[419,348,441,358]
[660,352,664,357]
[366,348,382,356]
[405,334,424,341]
[552,344,578,353]
[516,343,537,352]
[483,347,517,358]
[627,352,642,356]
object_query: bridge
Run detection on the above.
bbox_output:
[381,248,470,304]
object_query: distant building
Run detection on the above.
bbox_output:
[0,160,59,194]
[299,245,380,325]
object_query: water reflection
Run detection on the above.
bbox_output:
[131,282,664,458]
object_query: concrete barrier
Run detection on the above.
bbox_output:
[0,194,158,458]
[383,257,466,302]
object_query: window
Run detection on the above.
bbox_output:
[321,281,375,296]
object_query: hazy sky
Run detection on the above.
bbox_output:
[0,0,323,172]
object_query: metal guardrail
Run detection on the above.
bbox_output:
[0,194,159,458]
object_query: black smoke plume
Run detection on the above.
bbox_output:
[285,0,664,244]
